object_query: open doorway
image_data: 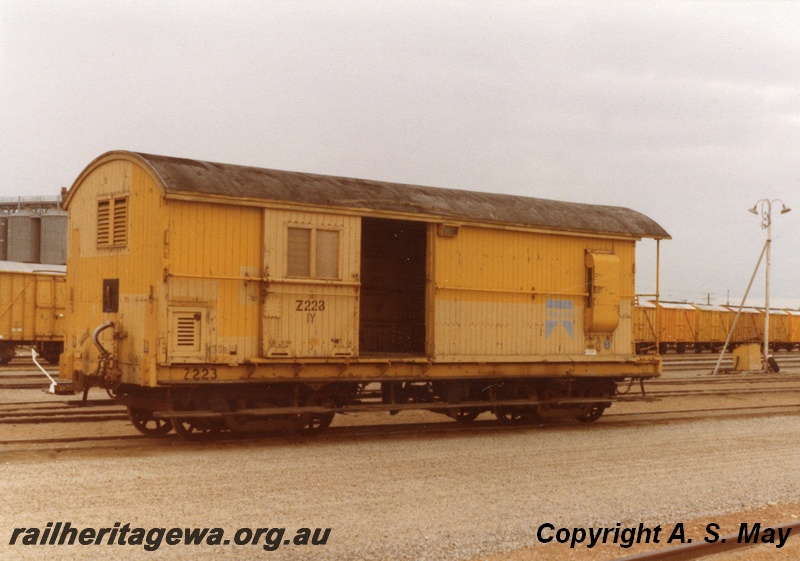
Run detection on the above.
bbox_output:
[359,218,427,355]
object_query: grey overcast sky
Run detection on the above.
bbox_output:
[1,1,798,306]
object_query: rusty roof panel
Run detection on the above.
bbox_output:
[112,151,671,239]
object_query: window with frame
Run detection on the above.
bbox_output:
[97,197,128,248]
[286,226,340,279]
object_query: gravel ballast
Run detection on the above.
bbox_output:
[2,401,800,560]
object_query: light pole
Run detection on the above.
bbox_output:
[748,199,791,371]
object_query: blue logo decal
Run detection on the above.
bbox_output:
[546,299,574,338]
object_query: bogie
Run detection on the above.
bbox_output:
[112,377,619,440]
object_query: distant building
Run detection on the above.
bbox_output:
[0,193,67,265]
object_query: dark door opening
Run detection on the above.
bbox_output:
[360,218,427,355]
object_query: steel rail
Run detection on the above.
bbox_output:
[0,383,52,389]
[604,402,800,420]
[0,407,123,419]
[0,399,117,410]
[0,413,127,424]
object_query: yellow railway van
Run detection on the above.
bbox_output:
[726,306,763,347]
[693,304,732,353]
[57,151,670,439]
[655,301,697,354]
[0,261,66,364]
[633,300,657,354]
[787,310,800,350]
[764,309,791,351]
[633,302,800,355]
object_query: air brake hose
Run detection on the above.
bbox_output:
[92,321,115,358]
[82,321,116,404]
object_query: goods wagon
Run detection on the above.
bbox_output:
[634,301,696,354]
[787,310,800,350]
[657,302,697,353]
[633,300,657,354]
[726,306,762,347]
[633,302,800,355]
[693,304,731,352]
[761,309,791,352]
[57,151,670,439]
[0,261,66,364]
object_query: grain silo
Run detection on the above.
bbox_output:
[40,209,68,265]
[0,215,7,260]
[7,210,41,263]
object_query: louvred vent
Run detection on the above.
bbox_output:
[97,197,128,247]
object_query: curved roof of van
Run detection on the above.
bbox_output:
[66,151,670,240]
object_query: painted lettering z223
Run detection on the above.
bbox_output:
[295,300,326,312]
[183,367,218,381]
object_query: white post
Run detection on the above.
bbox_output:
[764,202,771,368]
[750,199,791,372]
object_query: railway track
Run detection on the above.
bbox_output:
[0,357,60,389]
[2,356,800,451]
[3,374,798,423]
[661,351,800,372]
[3,401,800,454]
[0,376,56,390]
[2,379,799,448]
[0,399,125,425]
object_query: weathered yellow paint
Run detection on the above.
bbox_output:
[0,268,65,344]
[584,252,621,333]
[693,304,732,348]
[60,151,661,388]
[786,311,800,346]
[727,306,762,344]
[160,354,661,383]
[262,208,360,358]
[763,309,790,346]
[432,225,635,359]
[633,301,657,348]
[63,159,163,384]
[164,198,262,364]
[635,301,696,351]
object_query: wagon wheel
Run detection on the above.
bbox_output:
[45,354,61,365]
[574,403,606,423]
[451,408,480,424]
[296,388,337,436]
[171,417,221,441]
[0,344,14,365]
[128,407,173,436]
[495,407,531,426]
